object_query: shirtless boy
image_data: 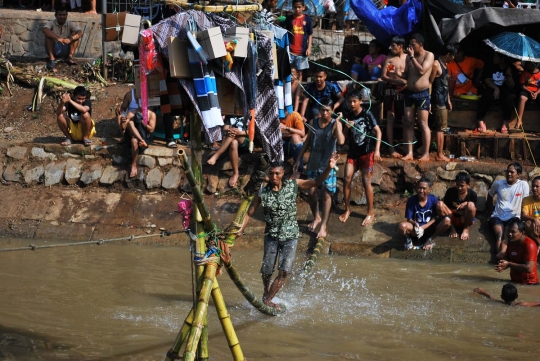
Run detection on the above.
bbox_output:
[381,36,407,159]
[402,33,434,162]
[474,284,540,307]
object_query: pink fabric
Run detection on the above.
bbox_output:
[178,199,193,230]
[139,29,162,125]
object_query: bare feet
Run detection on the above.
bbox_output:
[308,217,321,232]
[477,121,486,132]
[262,298,281,311]
[339,209,350,223]
[229,173,239,188]
[207,155,217,165]
[449,225,458,238]
[417,154,431,162]
[85,10,97,14]
[362,213,375,227]
[316,225,327,239]
[402,153,414,161]
[435,154,450,162]
[139,139,148,147]
[390,151,402,159]
[130,165,137,178]
[460,228,470,240]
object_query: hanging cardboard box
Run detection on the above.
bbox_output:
[260,30,278,80]
[168,37,191,78]
[196,27,227,59]
[216,77,243,116]
[104,12,128,42]
[224,27,250,58]
[121,14,142,46]
[134,65,161,103]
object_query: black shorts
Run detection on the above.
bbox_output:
[384,87,405,121]
[404,88,430,111]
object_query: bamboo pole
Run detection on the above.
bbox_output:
[212,279,245,360]
[301,237,325,278]
[178,149,215,233]
[164,308,195,361]
[195,217,209,360]
[224,260,285,316]
[183,262,219,361]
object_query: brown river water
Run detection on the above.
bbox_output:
[0,240,539,361]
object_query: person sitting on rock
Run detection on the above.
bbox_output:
[115,89,139,136]
[473,284,540,307]
[123,109,156,178]
[56,86,95,146]
[207,115,249,188]
[439,172,477,241]
[42,6,82,70]
[398,177,451,250]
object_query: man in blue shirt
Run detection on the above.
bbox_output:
[398,177,451,250]
[300,67,344,121]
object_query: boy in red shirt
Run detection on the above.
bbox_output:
[284,0,313,83]
[515,61,540,129]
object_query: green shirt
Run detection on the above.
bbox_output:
[259,179,299,239]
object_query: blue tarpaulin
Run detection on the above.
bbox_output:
[348,0,423,46]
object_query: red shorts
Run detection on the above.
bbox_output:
[451,213,464,228]
[347,152,374,172]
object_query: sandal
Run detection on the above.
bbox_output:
[46,60,55,70]
[167,141,178,148]
[500,125,508,134]
[84,139,92,146]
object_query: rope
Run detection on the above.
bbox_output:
[514,106,538,168]
[0,230,188,253]
[304,60,417,148]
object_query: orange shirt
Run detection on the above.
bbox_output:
[282,111,305,132]
[520,70,540,93]
[447,57,484,96]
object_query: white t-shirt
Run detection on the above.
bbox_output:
[489,179,530,221]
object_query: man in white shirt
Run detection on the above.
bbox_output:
[42,6,83,70]
[487,162,529,263]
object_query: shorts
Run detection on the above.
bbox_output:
[411,221,438,244]
[383,87,404,121]
[260,236,298,274]
[490,216,518,228]
[289,53,310,71]
[404,88,430,111]
[69,119,96,141]
[520,90,540,103]
[347,152,374,172]
[124,120,150,153]
[433,106,448,131]
[54,41,70,58]
[451,212,475,229]
[306,168,337,194]
[238,137,249,149]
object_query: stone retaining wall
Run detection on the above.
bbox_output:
[0,9,119,59]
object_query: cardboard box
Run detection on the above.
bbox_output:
[261,30,278,80]
[121,14,141,46]
[196,27,227,59]
[104,12,127,42]
[224,27,250,58]
[216,77,243,116]
[134,65,161,103]
[168,37,191,78]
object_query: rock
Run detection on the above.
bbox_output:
[162,168,182,189]
[446,162,457,171]
[80,163,103,185]
[125,167,145,188]
[31,147,57,161]
[350,172,366,205]
[145,168,163,189]
[100,166,125,185]
[424,170,437,185]
[474,173,493,184]
[3,127,14,133]
[370,163,388,185]
[23,165,44,184]
[137,155,156,168]
[430,182,447,200]
[7,146,27,160]
[472,181,489,212]
[143,147,175,157]
[379,173,396,193]
[84,155,96,160]
[62,153,81,158]
[436,167,467,181]
[206,173,219,193]
[3,163,23,182]
[65,159,82,185]
[157,157,173,166]
[403,162,421,183]
[44,161,66,186]
[112,155,127,164]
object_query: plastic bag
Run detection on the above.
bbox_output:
[324,0,336,13]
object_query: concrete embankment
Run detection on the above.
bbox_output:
[0,140,530,262]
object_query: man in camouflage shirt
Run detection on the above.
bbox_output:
[239,154,338,310]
